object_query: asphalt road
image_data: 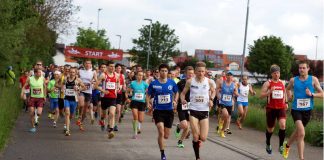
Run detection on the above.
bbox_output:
[0,107,322,160]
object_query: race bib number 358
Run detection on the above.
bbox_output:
[297,99,311,109]
[158,95,171,104]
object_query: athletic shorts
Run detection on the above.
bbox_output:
[101,98,116,110]
[189,110,209,121]
[220,104,233,115]
[58,98,64,110]
[64,100,77,114]
[50,98,59,110]
[80,92,92,103]
[178,110,190,122]
[153,110,174,128]
[130,101,146,112]
[116,93,124,105]
[291,109,311,127]
[237,101,248,107]
[266,108,286,128]
[28,97,45,108]
[92,94,100,106]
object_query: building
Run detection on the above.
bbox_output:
[194,49,245,70]
[173,51,192,64]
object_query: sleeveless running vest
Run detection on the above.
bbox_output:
[267,79,286,109]
[237,82,249,102]
[79,69,94,94]
[104,72,117,98]
[65,77,77,101]
[117,73,124,94]
[292,76,314,111]
[30,76,45,98]
[189,78,210,111]
[220,82,235,106]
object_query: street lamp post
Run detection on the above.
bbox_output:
[144,18,152,70]
[240,0,250,78]
[315,35,318,60]
[116,35,122,50]
[97,8,102,32]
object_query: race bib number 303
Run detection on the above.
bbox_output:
[194,96,205,103]
[158,95,171,104]
[297,99,311,109]
[272,90,284,99]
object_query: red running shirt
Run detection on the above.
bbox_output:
[267,80,286,109]
[104,73,117,98]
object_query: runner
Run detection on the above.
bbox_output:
[260,64,288,154]
[58,65,70,121]
[216,71,238,138]
[235,75,256,129]
[62,67,85,136]
[180,62,216,160]
[96,61,119,139]
[47,71,62,128]
[114,63,126,131]
[19,70,30,112]
[146,64,178,160]
[77,60,97,131]
[174,66,195,148]
[20,68,46,133]
[126,70,148,139]
[283,61,323,159]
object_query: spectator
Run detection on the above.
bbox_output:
[4,66,16,86]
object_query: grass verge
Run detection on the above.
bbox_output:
[0,83,22,151]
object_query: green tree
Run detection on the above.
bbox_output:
[73,27,111,64]
[130,21,180,69]
[246,35,294,79]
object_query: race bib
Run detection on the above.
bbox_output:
[24,89,30,94]
[242,90,248,97]
[134,93,144,100]
[222,94,232,102]
[84,83,91,90]
[297,99,311,109]
[65,89,75,96]
[194,96,205,103]
[158,94,171,104]
[54,88,60,95]
[272,90,283,99]
[32,88,41,95]
[106,82,116,90]
[182,102,190,110]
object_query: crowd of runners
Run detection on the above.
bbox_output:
[18,59,323,160]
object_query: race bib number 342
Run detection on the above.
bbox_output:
[158,95,171,104]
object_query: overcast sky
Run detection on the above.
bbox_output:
[59,0,324,60]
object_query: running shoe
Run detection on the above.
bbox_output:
[161,153,166,160]
[99,120,105,131]
[114,125,119,131]
[53,121,57,128]
[266,144,272,154]
[174,124,181,139]
[225,129,232,134]
[282,141,290,159]
[29,127,36,133]
[48,113,52,119]
[137,130,141,134]
[219,130,226,138]
[279,146,284,155]
[177,141,184,148]
[79,124,85,131]
[236,120,242,129]
[65,130,71,136]
[76,119,81,126]
[108,131,115,139]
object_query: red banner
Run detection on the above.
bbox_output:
[64,46,123,61]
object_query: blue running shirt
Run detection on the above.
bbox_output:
[148,79,178,110]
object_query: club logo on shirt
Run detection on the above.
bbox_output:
[153,85,162,90]
[191,85,198,89]
[168,85,173,90]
